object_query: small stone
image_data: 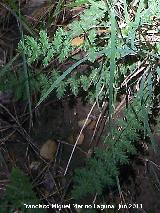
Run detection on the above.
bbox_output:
[30,161,40,171]
[40,140,57,160]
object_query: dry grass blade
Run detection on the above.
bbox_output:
[64,85,104,175]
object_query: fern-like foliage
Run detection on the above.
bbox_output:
[2,0,157,105]
[18,28,73,66]
[17,0,111,103]
[0,167,43,213]
[17,0,160,105]
[37,67,102,102]
[72,96,148,199]
[72,77,155,200]
[3,0,159,204]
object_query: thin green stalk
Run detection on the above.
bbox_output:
[109,9,116,129]
[18,8,33,129]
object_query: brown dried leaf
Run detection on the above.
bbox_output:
[71,37,84,46]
